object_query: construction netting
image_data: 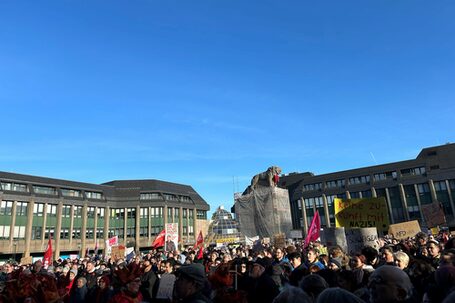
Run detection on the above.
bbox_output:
[234,187,292,238]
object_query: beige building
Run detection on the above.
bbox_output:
[0,172,210,260]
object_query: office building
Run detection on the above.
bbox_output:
[279,143,455,233]
[0,171,210,260]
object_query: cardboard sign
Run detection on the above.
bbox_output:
[156,273,176,300]
[345,227,379,255]
[421,202,446,228]
[165,223,179,252]
[320,227,348,253]
[335,198,390,232]
[20,256,33,265]
[290,230,303,239]
[111,245,125,260]
[388,220,421,240]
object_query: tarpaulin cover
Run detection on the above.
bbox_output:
[235,187,292,238]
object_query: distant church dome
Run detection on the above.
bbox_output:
[207,206,242,244]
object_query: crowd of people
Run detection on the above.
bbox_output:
[1,230,455,303]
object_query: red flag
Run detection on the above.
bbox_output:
[152,229,166,248]
[43,235,53,268]
[304,211,321,248]
[193,231,204,249]
[197,246,204,259]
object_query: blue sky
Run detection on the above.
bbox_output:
[1,1,454,216]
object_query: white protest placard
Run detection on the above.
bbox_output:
[156,273,176,300]
[345,227,379,255]
[165,223,179,252]
[320,227,348,253]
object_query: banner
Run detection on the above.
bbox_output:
[421,202,446,228]
[345,227,379,255]
[388,220,421,240]
[108,236,119,247]
[335,198,389,232]
[304,211,321,247]
[165,223,179,252]
[320,227,348,253]
[43,236,53,268]
[245,235,259,246]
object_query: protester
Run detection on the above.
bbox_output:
[174,263,212,303]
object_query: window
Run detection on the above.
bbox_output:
[61,188,82,197]
[163,194,178,201]
[197,210,207,220]
[32,226,42,240]
[350,191,361,198]
[434,181,447,191]
[60,229,70,239]
[304,183,322,191]
[0,201,13,216]
[13,225,26,239]
[183,209,188,218]
[112,208,124,220]
[74,206,83,218]
[348,175,370,185]
[180,196,192,202]
[401,167,426,176]
[47,204,57,217]
[97,207,105,218]
[33,203,45,216]
[126,208,136,220]
[33,185,57,195]
[140,192,161,200]
[0,225,10,239]
[373,171,397,181]
[62,205,71,217]
[87,207,96,218]
[1,182,28,192]
[86,191,103,199]
[72,228,81,239]
[326,179,345,189]
[140,208,148,218]
[45,227,54,239]
[16,202,28,216]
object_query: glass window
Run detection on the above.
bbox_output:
[16,202,28,216]
[86,191,103,199]
[348,175,371,185]
[47,204,57,217]
[32,226,42,240]
[97,207,105,218]
[33,185,57,195]
[1,182,28,192]
[140,207,148,218]
[304,183,322,191]
[0,201,13,216]
[33,203,45,216]
[373,171,397,181]
[0,225,10,239]
[61,188,82,197]
[140,192,162,200]
[180,196,192,202]
[13,225,26,239]
[62,205,71,217]
[434,181,447,191]
[127,208,136,220]
[87,207,96,218]
[325,179,345,188]
[163,194,178,201]
[74,206,83,218]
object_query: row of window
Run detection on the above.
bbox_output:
[140,192,193,203]
[303,168,432,192]
[1,202,203,222]
[0,181,104,199]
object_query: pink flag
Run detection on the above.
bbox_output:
[304,211,321,248]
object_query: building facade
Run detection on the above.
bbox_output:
[279,144,455,233]
[0,172,209,260]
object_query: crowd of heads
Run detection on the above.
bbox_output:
[0,229,455,303]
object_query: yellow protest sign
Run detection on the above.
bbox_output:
[335,198,390,232]
[388,220,421,240]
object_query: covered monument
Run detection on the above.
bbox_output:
[234,166,293,238]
